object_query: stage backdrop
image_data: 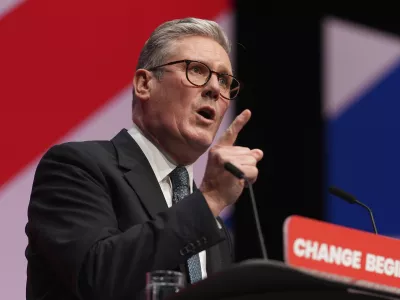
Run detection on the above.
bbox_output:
[323,17,400,236]
[0,1,235,298]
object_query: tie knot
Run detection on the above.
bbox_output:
[170,166,190,188]
[170,166,190,204]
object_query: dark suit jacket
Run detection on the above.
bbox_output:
[25,129,233,300]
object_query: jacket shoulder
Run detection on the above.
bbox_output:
[42,139,115,161]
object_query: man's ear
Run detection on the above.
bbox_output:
[133,69,153,102]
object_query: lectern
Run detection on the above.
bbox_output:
[172,215,400,299]
[172,259,400,300]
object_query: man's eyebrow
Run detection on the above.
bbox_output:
[219,68,233,75]
[192,58,233,75]
[214,64,233,75]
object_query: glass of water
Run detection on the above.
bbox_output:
[146,270,186,300]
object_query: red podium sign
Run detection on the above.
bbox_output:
[284,215,400,290]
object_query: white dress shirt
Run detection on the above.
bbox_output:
[127,124,208,279]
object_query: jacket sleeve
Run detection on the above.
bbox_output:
[26,143,224,300]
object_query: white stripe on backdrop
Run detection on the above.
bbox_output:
[0,0,25,19]
[322,17,400,120]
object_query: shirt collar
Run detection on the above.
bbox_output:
[127,123,194,190]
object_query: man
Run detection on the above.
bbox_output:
[25,17,263,300]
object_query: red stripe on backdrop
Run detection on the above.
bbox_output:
[0,0,231,187]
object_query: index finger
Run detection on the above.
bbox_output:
[216,109,251,146]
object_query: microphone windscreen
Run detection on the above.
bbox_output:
[328,186,357,204]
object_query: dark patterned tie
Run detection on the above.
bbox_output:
[170,166,203,283]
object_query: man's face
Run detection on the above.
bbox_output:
[143,36,232,162]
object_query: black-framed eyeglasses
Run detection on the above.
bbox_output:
[148,59,240,100]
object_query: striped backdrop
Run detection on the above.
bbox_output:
[0,1,235,298]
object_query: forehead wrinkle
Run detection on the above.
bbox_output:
[170,36,232,74]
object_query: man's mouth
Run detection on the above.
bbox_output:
[196,106,216,121]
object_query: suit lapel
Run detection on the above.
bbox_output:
[111,130,231,277]
[111,129,168,219]
[124,169,168,218]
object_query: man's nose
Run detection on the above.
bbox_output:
[201,73,220,101]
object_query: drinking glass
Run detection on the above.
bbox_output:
[146,270,186,300]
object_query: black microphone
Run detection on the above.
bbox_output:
[224,162,268,259]
[328,186,378,234]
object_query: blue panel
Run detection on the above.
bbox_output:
[326,60,400,237]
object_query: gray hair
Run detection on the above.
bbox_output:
[137,17,231,71]
[132,17,231,110]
